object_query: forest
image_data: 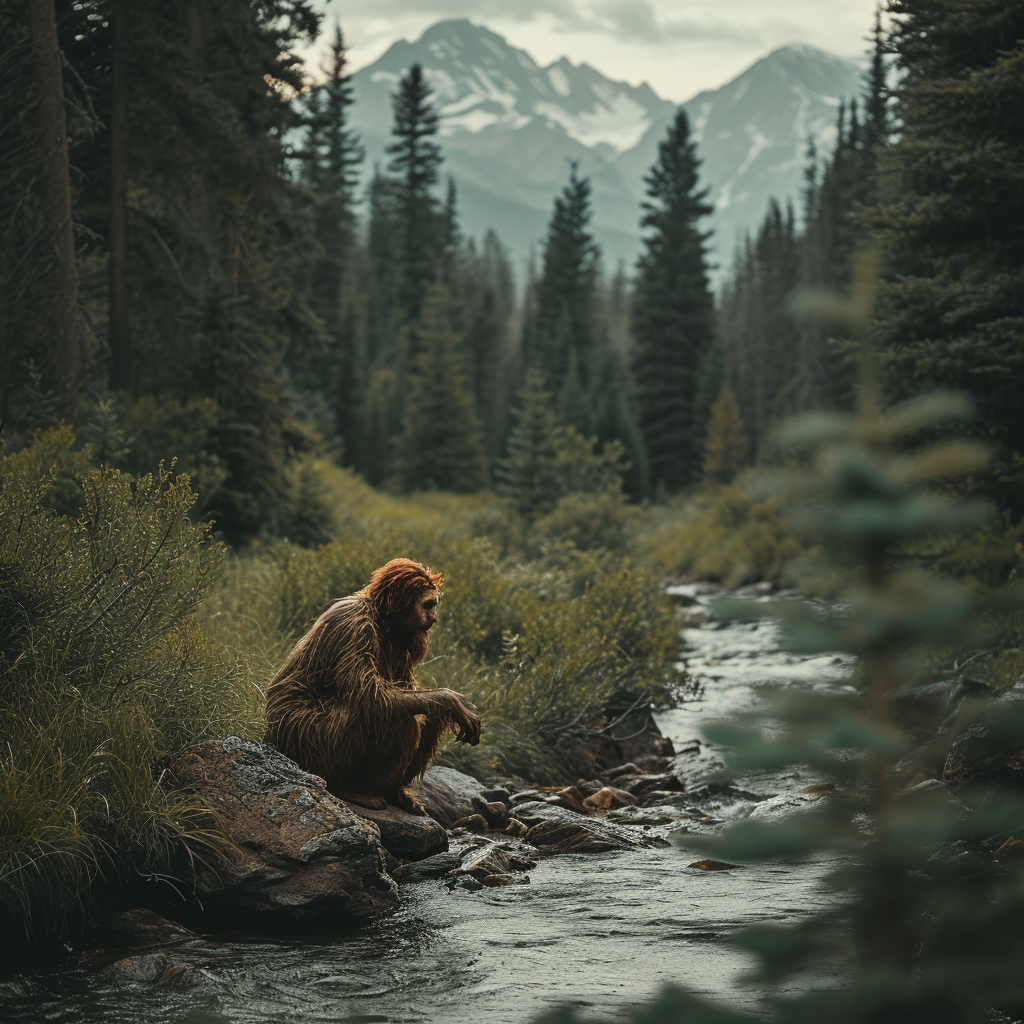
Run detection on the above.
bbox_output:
[3,0,1024,1019]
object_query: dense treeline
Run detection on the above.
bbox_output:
[718,1,1024,519]
[0,0,714,540]
[3,1,1023,541]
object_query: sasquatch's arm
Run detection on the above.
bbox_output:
[380,684,482,745]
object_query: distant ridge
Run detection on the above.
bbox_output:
[347,20,864,281]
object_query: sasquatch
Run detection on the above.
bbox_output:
[264,558,481,813]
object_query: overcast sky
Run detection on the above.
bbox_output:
[307,0,882,101]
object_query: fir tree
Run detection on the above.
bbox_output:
[395,285,487,493]
[301,21,362,337]
[386,63,444,326]
[298,22,364,466]
[719,201,800,461]
[460,230,516,460]
[631,108,715,492]
[702,387,747,483]
[530,162,601,399]
[496,370,563,522]
[875,0,1024,511]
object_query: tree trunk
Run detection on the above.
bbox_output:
[27,0,80,415]
[108,0,131,390]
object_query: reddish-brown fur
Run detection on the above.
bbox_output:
[264,558,481,809]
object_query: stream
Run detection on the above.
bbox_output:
[1,585,853,1024]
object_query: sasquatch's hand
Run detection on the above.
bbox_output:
[453,696,482,746]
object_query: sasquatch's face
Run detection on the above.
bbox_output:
[408,588,440,634]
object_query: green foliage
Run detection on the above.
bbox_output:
[529,162,601,400]
[632,108,715,492]
[875,0,1024,514]
[702,387,748,483]
[395,285,489,493]
[0,429,260,945]
[637,484,800,586]
[116,393,227,516]
[496,370,564,521]
[386,62,444,325]
[498,370,634,540]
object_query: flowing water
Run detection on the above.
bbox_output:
[1,586,853,1024]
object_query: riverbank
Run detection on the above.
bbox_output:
[0,584,852,1023]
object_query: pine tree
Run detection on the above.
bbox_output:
[386,63,444,326]
[298,22,364,468]
[301,21,362,337]
[719,200,800,461]
[530,162,601,397]
[394,285,488,493]
[460,230,516,460]
[631,109,715,492]
[702,387,747,483]
[875,0,1024,511]
[22,0,82,414]
[495,370,563,522]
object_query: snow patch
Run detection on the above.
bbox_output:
[534,92,651,153]
[443,108,503,134]
[547,65,571,97]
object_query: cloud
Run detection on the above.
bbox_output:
[325,0,588,27]
[325,0,770,46]
[587,0,766,45]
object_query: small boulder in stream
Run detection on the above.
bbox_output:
[415,766,509,828]
[943,689,1024,804]
[342,802,449,860]
[513,801,669,853]
[168,737,398,923]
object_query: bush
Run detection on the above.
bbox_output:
[637,482,801,585]
[0,429,259,946]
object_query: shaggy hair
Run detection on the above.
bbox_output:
[264,558,472,800]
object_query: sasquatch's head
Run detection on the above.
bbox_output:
[364,558,443,665]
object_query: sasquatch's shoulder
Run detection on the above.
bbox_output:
[319,593,380,647]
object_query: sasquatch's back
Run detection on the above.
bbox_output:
[263,594,385,781]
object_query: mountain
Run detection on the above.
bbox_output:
[348,20,864,282]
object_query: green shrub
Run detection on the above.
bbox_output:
[637,482,801,585]
[0,429,258,945]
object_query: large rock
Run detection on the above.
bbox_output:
[513,801,668,853]
[168,737,398,923]
[604,707,676,763]
[343,802,449,860]
[943,690,1024,804]
[415,766,509,828]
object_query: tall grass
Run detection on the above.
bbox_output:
[0,429,258,946]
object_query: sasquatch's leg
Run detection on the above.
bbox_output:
[402,715,443,784]
[386,716,444,815]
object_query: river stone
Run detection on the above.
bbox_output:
[101,909,198,951]
[513,801,668,853]
[606,805,682,826]
[458,837,538,879]
[107,952,196,985]
[943,690,1024,805]
[415,766,507,827]
[390,849,464,882]
[603,707,676,761]
[344,802,449,860]
[747,788,830,821]
[452,813,489,834]
[613,772,684,799]
[168,737,397,922]
[584,786,637,810]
